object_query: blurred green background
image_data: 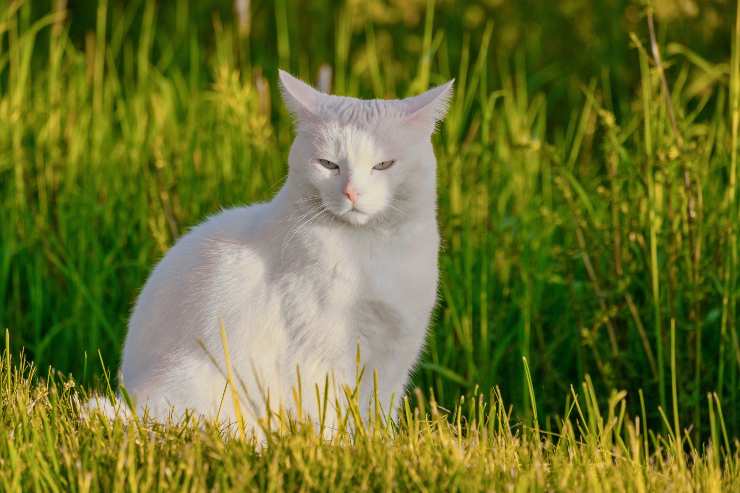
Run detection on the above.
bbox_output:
[2,0,739,440]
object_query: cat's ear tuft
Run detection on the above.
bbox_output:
[279,69,324,122]
[401,80,454,134]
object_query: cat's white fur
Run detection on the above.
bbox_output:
[114,71,453,431]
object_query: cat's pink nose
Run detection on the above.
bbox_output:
[344,183,358,204]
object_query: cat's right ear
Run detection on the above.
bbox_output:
[279,70,324,123]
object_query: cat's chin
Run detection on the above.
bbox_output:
[339,209,371,226]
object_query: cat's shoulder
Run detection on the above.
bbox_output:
[155,202,273,269]
[180,201,278,247]
[145,202,276,289]
[196,202,271,235]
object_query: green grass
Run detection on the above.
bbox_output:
[2,0,740,488]
[2,343,739,491]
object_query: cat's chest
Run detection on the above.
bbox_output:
[279,223,438,329]
[323,226,434,292]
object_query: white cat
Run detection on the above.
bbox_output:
[112,70,453,432]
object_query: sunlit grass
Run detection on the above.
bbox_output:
[1,341,739,491]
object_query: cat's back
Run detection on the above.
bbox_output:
[122,202,278,374]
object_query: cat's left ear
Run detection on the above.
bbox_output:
[279,69,325,123]
[401,80,455,134]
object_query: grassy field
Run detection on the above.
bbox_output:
[2,345,739,491]
[2,0,740,489]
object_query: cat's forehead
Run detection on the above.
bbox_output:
[313,121,392,158]
[306,98,409,155]
[316,96,406,127]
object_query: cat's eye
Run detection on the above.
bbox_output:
[372,160,396,171]
[317,159,339,170]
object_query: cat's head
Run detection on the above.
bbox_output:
[279,70,453,226]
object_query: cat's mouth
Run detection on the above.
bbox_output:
[317,196,373,225]
[340,208,371,225]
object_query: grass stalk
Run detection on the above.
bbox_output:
[219,321,246,440]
